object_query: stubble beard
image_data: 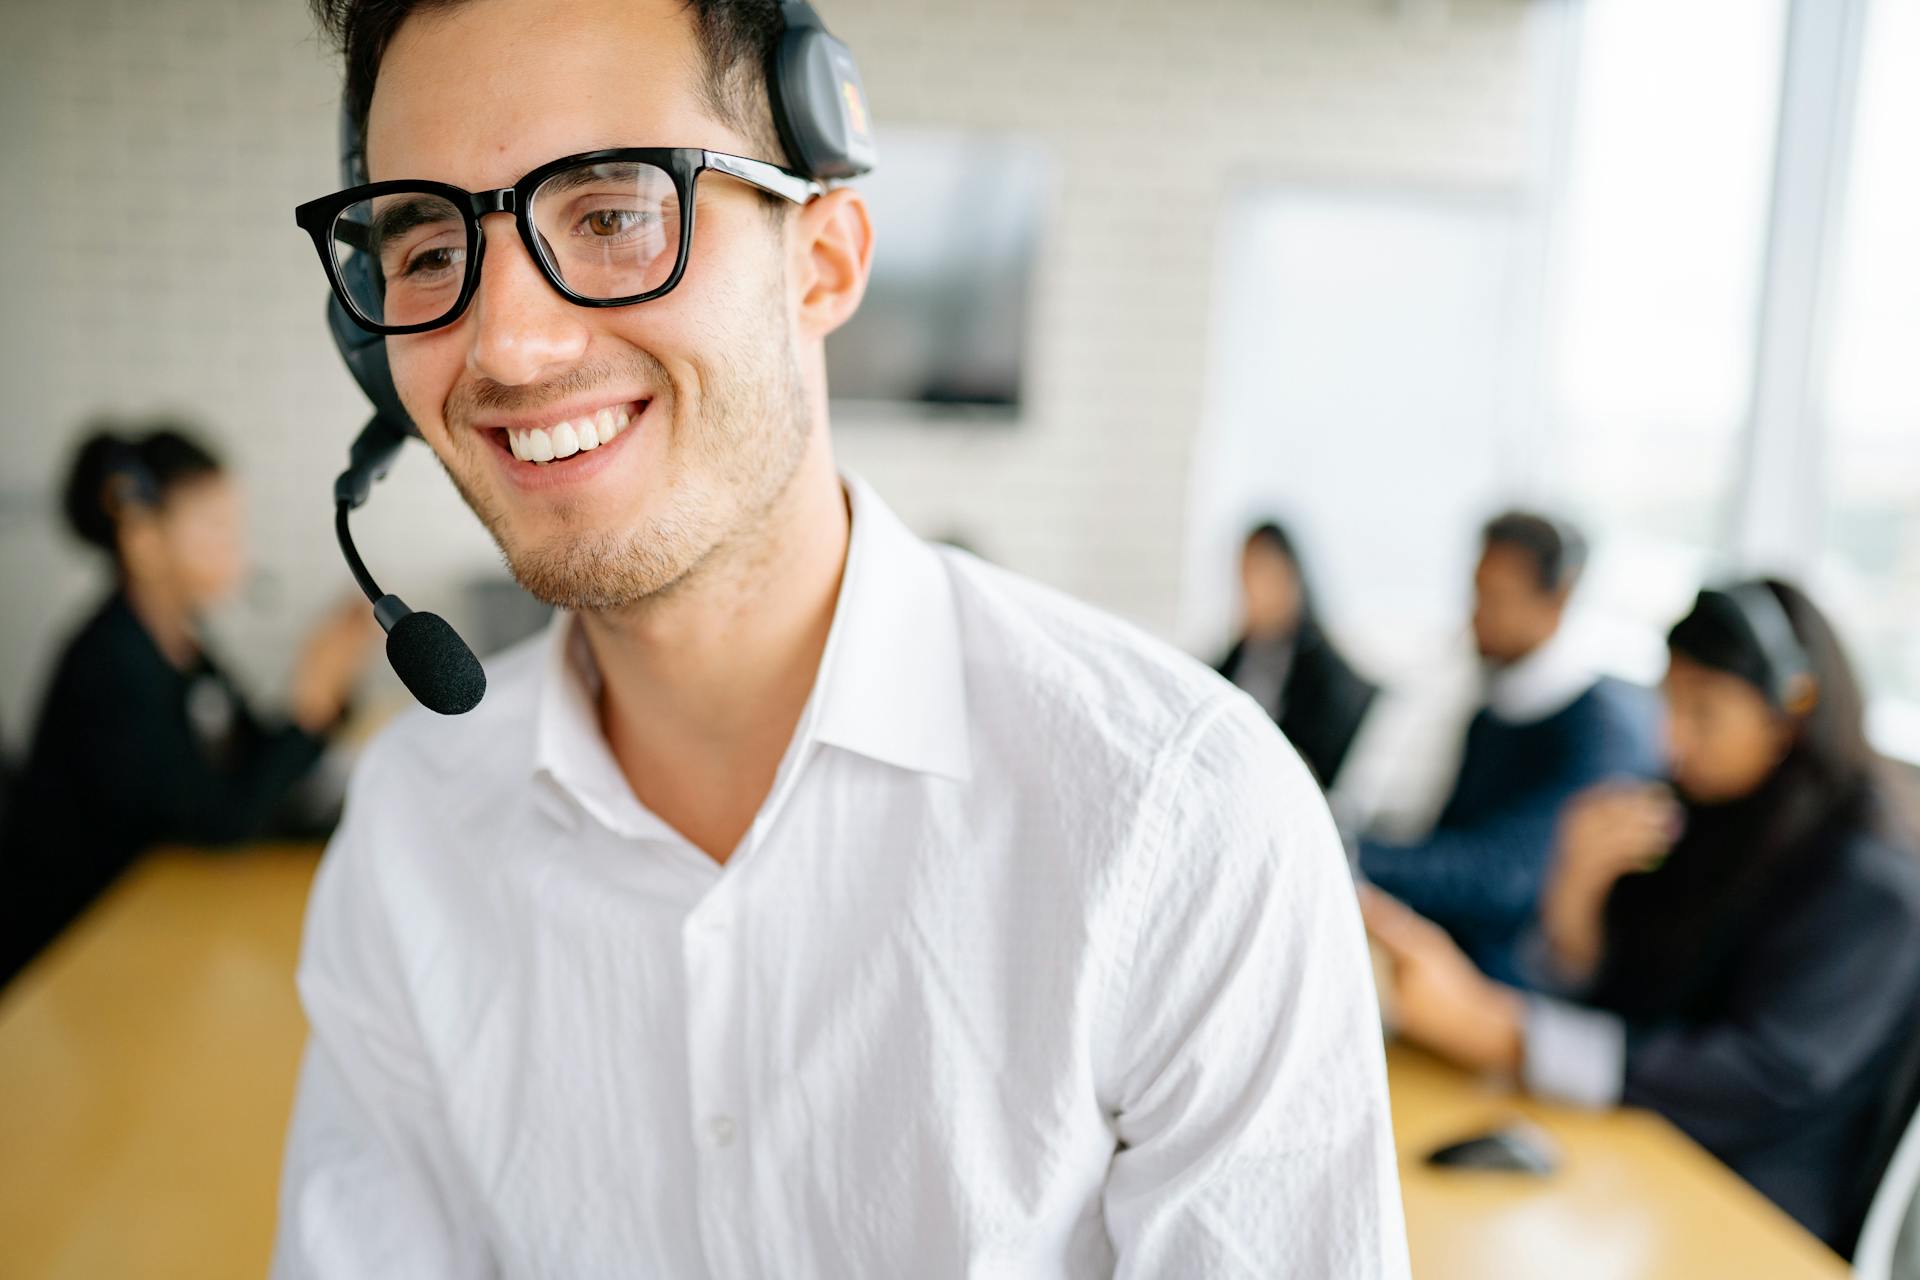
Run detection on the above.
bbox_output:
[440,295,812,615]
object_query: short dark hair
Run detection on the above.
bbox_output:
[1482,510,1587,595]
[309,0,794,172]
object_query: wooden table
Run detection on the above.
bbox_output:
[1390,1041,1847,1278]
[0,847,320,1280]
[0,849,1850,1279]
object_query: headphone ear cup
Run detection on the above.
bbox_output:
[338,100,369,189]
[770,23,876,180]
[326,292,419,440]
[326,100,416,437]
[103,444,162,516]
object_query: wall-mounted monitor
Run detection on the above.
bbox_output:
[827,128,1049,417]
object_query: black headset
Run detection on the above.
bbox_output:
[1709,581,1815,713]
[103,441,163,517]
[323,0,873,715]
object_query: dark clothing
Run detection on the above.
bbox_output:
[1216,619,1378,789]
[1602,787,1920,1250]
[1359,675,1662,984]
[0,592,326,986]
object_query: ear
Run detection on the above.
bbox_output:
[114,507,163,574]
[1783,673,1820,720]
[790,186,873,341]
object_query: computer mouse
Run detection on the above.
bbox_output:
[1424,1122,1559,1175]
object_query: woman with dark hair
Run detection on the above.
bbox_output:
[1216,520,1379,789]
[1364,579,1920,1252]
[0,422,376,987]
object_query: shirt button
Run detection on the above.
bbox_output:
[708,1115,737,1148]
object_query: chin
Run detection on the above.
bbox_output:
[499,513,708,613]
[1672,777,1745,808]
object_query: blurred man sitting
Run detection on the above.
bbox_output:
[1358,512,1661,985]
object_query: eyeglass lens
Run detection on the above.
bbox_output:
[328,159,685,328]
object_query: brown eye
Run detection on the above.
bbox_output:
[587,209,641,237]
[404,247,462,278]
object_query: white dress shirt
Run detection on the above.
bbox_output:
[271,474,1408,1279]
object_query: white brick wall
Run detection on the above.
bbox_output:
[0,0,1532,742]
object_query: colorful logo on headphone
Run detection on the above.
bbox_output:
[841,80,868,137]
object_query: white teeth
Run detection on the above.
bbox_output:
[505,405,640,464]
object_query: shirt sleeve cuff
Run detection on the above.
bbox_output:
[1522,995,1626,1109]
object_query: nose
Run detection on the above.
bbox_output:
[463,214,591,386]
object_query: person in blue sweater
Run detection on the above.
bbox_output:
[1358,512,1661,985]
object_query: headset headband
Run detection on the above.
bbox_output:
[1699,582,1814,711]
[334,1,871,191]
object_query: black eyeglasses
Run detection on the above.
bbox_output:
[295,147,823,336]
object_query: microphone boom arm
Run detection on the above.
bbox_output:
[331,415,487,714]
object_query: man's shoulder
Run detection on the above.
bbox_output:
[1583,674,1659,720]
[937,549,1293,784]
[944,550,1217,705]
[1563,675,1663,762]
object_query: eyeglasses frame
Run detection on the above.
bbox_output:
[294,146,824,336]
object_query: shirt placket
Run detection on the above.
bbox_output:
[683,871,757,1278]
[681,735,819,1276]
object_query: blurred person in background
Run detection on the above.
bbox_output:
[0,423,376,988]
[1216,519,1378,790]
[1366,579,1920,1253]
[1358,511,1662,984]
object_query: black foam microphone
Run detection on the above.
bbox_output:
[334,418,487,715]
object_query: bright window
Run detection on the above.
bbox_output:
[1548,0,1788,550]
[1818,0,1920,713]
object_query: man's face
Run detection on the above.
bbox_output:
[1470,543,1564,665]
[367,0,814,611]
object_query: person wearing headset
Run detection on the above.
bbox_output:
[270,1,1407,1275]
[0,425,375,989]
[1364,580,1920,1254]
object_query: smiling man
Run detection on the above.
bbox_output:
[271,1,1407,1275]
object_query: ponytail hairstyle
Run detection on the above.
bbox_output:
[61,421,223,558]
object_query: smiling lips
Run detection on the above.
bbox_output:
[505,405,636,464]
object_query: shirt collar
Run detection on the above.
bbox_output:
[532,471,971,829]
[1485,624,1597,725]
[810,472,972,782]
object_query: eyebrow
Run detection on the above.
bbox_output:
[367,197,463,251]
[534,163,675,199]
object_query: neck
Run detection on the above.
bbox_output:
[122,574,198,670]
[579,432,851,859]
